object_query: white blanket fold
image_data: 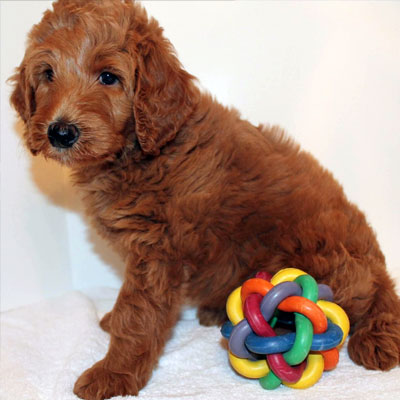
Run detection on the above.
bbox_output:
[1,288,399,399]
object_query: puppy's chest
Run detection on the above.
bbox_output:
[82,179,170,247]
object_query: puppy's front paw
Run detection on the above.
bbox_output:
[99,312,112,333]
[74,360,139,400]
[348,313,400,371]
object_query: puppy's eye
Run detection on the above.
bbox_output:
[45,69,54,82]
[99,71,119,85]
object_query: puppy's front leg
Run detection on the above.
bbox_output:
[74,258,182,400]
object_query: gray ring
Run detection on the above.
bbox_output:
[260,281,302,321]
[228,319,257,360]
[317,284,334,301]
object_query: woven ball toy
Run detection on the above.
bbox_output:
[220,268,350,390]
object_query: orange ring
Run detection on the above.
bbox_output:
[319,348,339,371]
[241,278,274,304]
[278,296,328,333]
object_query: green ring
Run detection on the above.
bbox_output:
[296,274,318,303]
[283,275,318,365]
[259,369,281,390]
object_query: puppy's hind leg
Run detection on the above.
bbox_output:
[347,268,400,371]
[197,306,227,327]
[273,210,400,371]
[195,264,256,328]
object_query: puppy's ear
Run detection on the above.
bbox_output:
[133,31,198,156]
[9,65,36,124]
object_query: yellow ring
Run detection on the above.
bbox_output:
[317,300,350,345]
[283,353,324,389]
[271,268,307,285]
[229,352,270,379]
[226,286,244,325]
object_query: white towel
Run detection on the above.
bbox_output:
[1,288,399,399]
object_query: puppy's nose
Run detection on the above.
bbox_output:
[47,121,80,149]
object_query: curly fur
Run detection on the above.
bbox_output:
[9,1,400,399]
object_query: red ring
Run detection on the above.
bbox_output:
[244,293,305,383]
[255,271,273,281]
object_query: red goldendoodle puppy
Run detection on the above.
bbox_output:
[10,0,400,399]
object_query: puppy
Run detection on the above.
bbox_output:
[10,0,400,399]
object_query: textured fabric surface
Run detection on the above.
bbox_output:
[1,288,399,399]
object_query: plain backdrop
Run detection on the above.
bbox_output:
[1,1,399,312]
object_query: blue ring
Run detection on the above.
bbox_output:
[222,320,343,355]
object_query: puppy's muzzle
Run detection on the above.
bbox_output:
[47,121,80,149]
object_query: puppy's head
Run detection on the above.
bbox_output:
[10,0,198,166]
